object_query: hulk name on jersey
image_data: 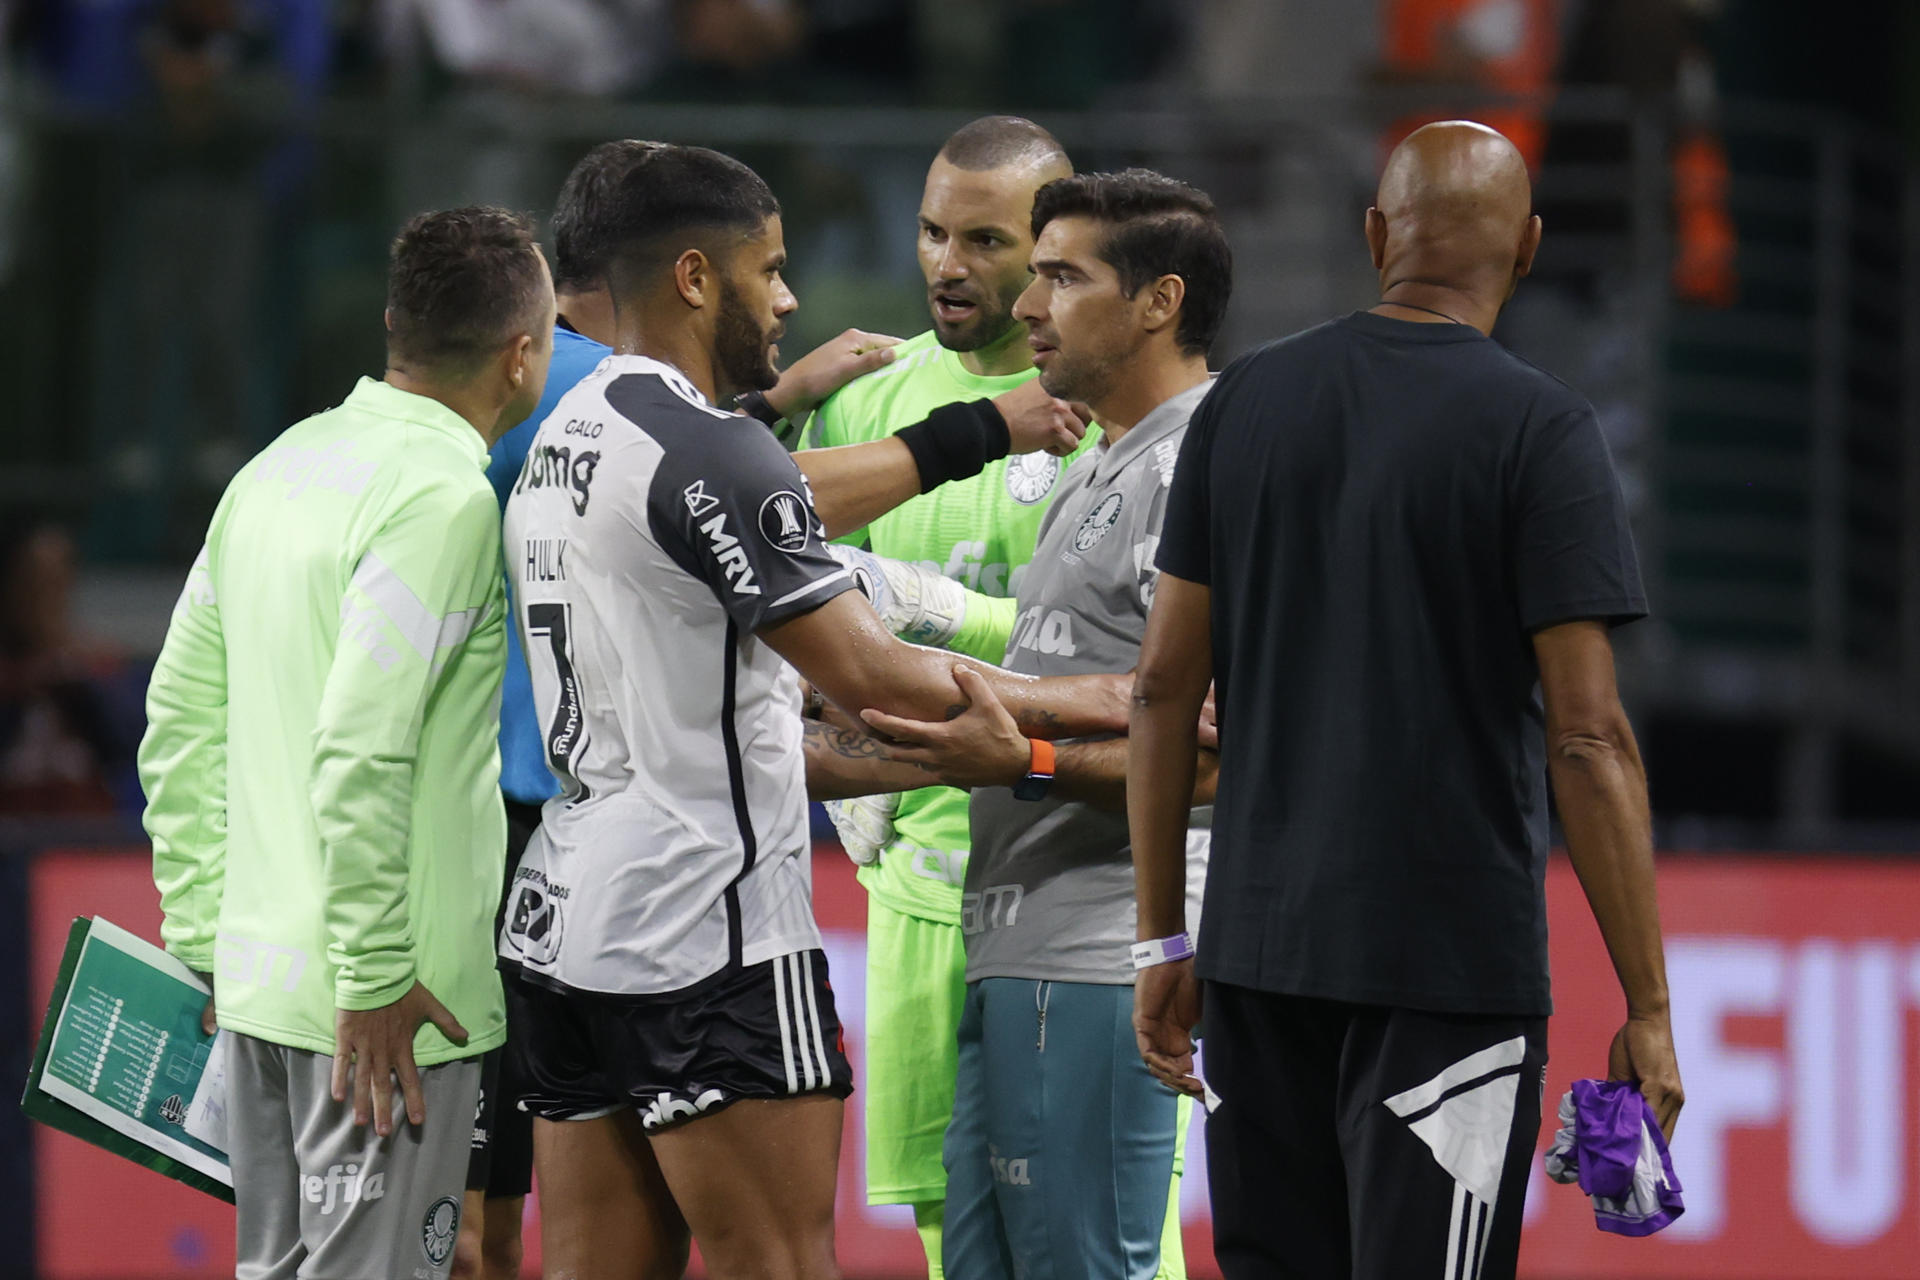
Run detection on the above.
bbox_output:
[500,355,855,995]
[807,329,1097,921]
[965,380,1213,983]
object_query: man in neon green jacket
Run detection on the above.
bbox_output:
[139,207,555,1279]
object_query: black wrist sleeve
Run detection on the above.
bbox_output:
[895,399,1012,493]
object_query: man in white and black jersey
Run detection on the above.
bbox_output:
[498,143,1133,1280]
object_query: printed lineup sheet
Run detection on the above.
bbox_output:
[22,916,235,1201]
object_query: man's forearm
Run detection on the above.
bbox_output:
[1129,693,1204,938]
[803,719,931,800]
[1054,740,1219,812]
[795,440,920,541]
[1552,725,1670,1017]
[947,658,1128,739]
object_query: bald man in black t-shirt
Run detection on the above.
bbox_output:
[1125,122,1685,1280]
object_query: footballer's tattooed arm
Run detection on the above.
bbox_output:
[763,590,1131,742]
[802,719,928,801]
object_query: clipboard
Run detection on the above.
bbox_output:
[21,917,236,1203]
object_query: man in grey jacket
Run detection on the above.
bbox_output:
[862,169,1232,1280]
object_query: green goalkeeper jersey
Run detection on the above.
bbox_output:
[807,330,1095,924]
[139,377,509,1065]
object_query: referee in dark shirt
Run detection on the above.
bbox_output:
[1126,121,1684,1280]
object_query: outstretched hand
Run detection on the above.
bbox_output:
[331,981,469,1136]
[766,329,903,420]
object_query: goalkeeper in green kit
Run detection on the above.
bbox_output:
[804,116,1190,1280]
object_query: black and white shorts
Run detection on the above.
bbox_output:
[504,949,853,1133]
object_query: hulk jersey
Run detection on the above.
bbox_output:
[500,356,854,995]
[140,377,510,1065]
[806,329,1096,924]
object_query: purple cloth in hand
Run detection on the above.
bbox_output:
[1543,1079,1684,1237]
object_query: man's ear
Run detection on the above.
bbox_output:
[506,332,534,388]
[673,248,712,310]
[1364,207,1388,271]
[1516,213,1542,280]
[1142,273,1187,339]
[383,306,394,333]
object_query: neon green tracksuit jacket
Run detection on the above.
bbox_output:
[139,377,509,1065]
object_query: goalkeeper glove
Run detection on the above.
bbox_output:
[827,544,969,647]
[822,792,900,868]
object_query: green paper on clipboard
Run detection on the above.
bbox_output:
[22,916,236,1203]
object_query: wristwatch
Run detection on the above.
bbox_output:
[1012,738,1056,801]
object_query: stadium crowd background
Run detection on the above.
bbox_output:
[1,1,1917,1277]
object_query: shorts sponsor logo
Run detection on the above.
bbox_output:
[302,1163,385,1215]
[758,490,811,552]
[421,1195,460,1267]
[1005,452,1059,505]
[1072,493,1123,552]
[641,1087,727,1131]
[504,875,567,966]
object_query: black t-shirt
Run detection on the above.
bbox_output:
[1157,311,1646,1016]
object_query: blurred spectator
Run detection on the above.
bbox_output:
[74,0,332,559]
[1501,0,1729,521]
[0,523,143,815]
[383,0,676,97]
[1375,0,1560,170]
[1533,0,1731,304]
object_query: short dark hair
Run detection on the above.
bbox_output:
[599,145,780,300]
[551,139,667,292]
[386,207,548,376]
[938,115,1068,173]
[1030,169,1233,357]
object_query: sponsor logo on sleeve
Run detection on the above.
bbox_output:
[758,490,812,553]
[1152,437,1180,486]
[1005,453,1059,505]
[683,479,720,518]
[700,513,761,595]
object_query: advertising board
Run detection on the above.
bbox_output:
[27,848,1920,1279]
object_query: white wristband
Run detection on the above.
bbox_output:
[1130,933,1195,970]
